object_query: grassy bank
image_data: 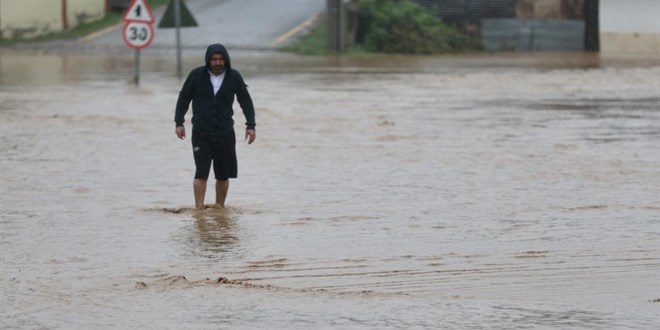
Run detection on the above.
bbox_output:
[0,0,170,46]
[280,20,327,56]
[280,18,370,56]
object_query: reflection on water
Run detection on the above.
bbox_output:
[1,52,659,329]
[2,51,659,86]
[0,54,175,86]
[191,207,238,256]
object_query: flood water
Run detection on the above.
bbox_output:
[1,52,659,329]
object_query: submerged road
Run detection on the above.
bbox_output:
[1,52,659,328]
[81,0,325,52]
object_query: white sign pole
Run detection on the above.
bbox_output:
[122,0,155,86]
[134,49,141,86]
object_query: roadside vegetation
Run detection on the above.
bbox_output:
[280,20,328,56]
[282,0,482,55]
[0,0,170,46]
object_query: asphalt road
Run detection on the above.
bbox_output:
[84,0,325,52]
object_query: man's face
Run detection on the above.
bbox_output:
[210,53,225,75]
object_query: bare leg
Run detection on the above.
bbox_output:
[215,180,229,207]
[194,179,207,209]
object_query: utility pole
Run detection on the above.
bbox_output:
[174,0,182,80]
[326,0,343,53]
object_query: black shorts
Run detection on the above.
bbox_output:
[191,129,237,180]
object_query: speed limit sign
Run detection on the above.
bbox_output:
[123,21,154,49]
[122,0,155,86]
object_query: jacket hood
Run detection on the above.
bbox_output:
[205,43,231,70]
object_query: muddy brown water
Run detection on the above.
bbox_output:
[1,52,659,329]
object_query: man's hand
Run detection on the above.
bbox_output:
[245,129,256,144]
[176,126,186,140]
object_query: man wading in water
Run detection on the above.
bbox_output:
[175,43,256,209]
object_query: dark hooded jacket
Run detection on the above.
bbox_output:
[175,44,255,135]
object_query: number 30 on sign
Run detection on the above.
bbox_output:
[123,21,154,49]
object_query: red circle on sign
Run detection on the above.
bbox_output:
[122,22,155,50]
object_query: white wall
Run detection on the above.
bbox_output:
[67,0,106,29]
[0,0,105,40]
[600,0,660,54]
[601,0,660,33]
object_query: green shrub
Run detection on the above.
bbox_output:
[359,0,481,54]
